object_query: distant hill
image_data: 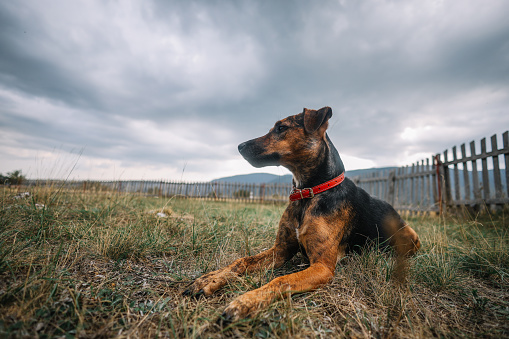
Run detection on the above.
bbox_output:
[211,173,283,184]
[346,167,397,178]
[212,167,398,184]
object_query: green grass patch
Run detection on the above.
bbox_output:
[1,185,508,338]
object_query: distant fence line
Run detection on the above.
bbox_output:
[25,131,508,214]
[26,179,294,203]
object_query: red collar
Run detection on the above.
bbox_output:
[289,172,345,201]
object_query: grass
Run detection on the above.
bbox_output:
[0,185,508,338]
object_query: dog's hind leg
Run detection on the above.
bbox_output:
[382,215,421,283]
[383,215,421,257]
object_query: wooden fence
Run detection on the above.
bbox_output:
[24,131,508,213]
[352,131,509,214]
[26,179,294,203]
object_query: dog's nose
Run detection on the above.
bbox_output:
[238,142,247,153]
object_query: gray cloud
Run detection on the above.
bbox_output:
[1,0,508,180]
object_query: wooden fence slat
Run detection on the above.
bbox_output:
[470,141,482,200]
[452,146,460,201]
[396,167,403,206]
[491,135,503,200]
[504,131,509,198]
[418,161,423,206]
[431,156,437,205]
[404,165,409,206]
[460,143,470,201]
[388,170,396,206]
[436,154,444,213]
[480,138,491,200]
[425,158,430,206]
[374,172,378,197]
[443,150,452,205]
[398,168,401,199]
[411,163,416,208]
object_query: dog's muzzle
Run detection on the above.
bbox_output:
[238,139,280,168]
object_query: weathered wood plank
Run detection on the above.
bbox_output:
[452,146,461,201]
[436,154,444,213]
[404,165,410,206]
[411,163,416,206]
[491,135,503,200]
[426,158,431,206]
[460,143,471,201]
[396,167,402,206]
[388,170,396,206]
[480,138,491,200]
[432,156,438,205]
[443,149,453,205]
[470,141,482,200]
[504,131,509,199]
[420,160,425,206]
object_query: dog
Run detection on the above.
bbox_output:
[183,106,420,322]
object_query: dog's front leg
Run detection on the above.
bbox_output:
[183,246,289,296]
[221,258,338,322]
[183,210,299,296]
[220,212,348,321]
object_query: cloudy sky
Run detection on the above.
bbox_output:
[1,0,508,181]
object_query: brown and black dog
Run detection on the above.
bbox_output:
[184,106,420,322]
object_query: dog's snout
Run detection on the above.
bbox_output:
[238,142,247,153]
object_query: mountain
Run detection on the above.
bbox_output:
[346,167,397,178]
[211,173,283,184]
[212,167,398,184]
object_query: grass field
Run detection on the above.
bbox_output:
[1,185,508,338]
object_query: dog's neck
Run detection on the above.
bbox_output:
[292,134,345,189]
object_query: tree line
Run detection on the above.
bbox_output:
[0,170,26,185]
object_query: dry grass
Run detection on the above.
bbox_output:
[0,185,508,338]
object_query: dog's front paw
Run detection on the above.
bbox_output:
[220,298,253,324]
[183,271,229,297]
[219,290,271,323]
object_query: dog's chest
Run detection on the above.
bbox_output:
[290,201,316,244]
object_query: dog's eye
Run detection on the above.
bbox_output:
[276,125,288,133]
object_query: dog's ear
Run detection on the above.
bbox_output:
[303,106,332,135]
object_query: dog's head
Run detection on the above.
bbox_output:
[238,106,332,171]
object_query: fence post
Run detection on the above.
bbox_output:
[411,163,416,211]
[480,138,491,201]
[387,170,396,206]
[460,144,471,201]
[504,131,509,199]
[452,146,460,202]
[435,154,444,215]
[443,150,452,211]
[491,134,503,201]
[470,141,482,202]
[431,156,438,208]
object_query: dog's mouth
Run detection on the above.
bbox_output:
[238,140,280,168]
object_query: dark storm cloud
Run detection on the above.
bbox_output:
[1,0,509,179]
[0,4,103,109]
